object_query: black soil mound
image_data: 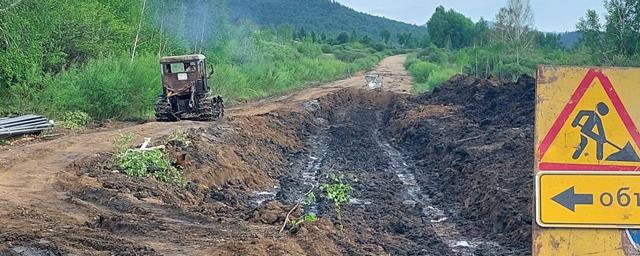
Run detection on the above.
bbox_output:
[387,74,535,254]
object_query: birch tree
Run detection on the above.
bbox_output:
[495,0,534,65]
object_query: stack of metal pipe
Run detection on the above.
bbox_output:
[0,115,54,139]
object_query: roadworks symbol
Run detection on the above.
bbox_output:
[538,69,640,171]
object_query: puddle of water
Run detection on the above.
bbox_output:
[253,185,279,205]
[254,118,331,207]
[349,198,372,205]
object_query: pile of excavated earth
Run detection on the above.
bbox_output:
[0,68,535,255]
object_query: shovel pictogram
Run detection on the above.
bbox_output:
[572,102,640,163]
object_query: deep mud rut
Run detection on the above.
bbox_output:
[0,56,533,255]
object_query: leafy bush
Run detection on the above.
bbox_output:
[39,55,160,120]
[417,68,459,93]
[321,44,333,54]
[406,52,460,93]
[115,148,186,187]
[409,61,438,83]
[58,111,92,131]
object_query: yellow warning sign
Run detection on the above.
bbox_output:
[535,66,640,256]
[538,68,640,171]
[537,172,640,228]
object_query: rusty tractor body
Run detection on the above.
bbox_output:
[155,54,224,122]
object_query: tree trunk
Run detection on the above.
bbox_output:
[131,0,147,62]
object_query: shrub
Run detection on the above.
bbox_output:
[39,55,160,120]
[409,61,438,83]
[111,133,187,187]
[57,111,92,131]
[321,44,333,54]
[115,148,186,187]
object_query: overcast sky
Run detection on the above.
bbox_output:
[335,0,606,32]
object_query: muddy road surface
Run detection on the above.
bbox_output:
[0,55,533,255]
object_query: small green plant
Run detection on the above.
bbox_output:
[290,212,318,230]
[168,129,191,147]
[58,111,92,131]
[113,132,135,153]
[321,173,352,231]
[303,212,318,223]
[303,191,316,206]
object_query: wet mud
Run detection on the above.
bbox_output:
[1,75,535,255]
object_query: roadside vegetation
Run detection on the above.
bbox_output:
[111,132,187,187]
[321,173,353,231]
[405,0,640,92]
[0,0,397,121]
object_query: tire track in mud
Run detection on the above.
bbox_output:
[374,113,502,255]
[275,97,454,255]
[276,114,331,213]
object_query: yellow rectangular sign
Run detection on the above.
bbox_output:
[537,172,640,228]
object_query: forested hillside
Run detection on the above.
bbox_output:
[0,0,394,121]
[226,0,428,43]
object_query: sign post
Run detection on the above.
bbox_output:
[535,66,640,255]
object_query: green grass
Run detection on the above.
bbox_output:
[405,53,461,93]
[6,38,385,121]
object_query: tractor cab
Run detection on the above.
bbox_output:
[160,54,209,97]
[155,54,223,122]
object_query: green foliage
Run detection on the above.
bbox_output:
[225,0,427,45]
[321,173,352,230]
[290,212,318,229]
[303,212,318,223]
[115,148,187,187]
[409,62,438,83]
[405,52,460,93]
[576,1,640,65]
[427,6,475,49]
[38,55,160,121]
[114,133,135,154]
[336,32,350,45]
[321,173,352,206]
[2,0,389,120]
[303,191,317,206]
[57,111,92,131]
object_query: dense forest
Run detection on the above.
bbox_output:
[0,0,397,121]
[225,0,428,44]
[404,0,640,92]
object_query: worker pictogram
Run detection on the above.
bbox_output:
[538,69,640,171]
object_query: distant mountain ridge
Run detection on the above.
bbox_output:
[559,31,581,48]
[225,0,427,42]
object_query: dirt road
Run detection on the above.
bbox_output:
[0,55,409,210]
[0,55,532,255]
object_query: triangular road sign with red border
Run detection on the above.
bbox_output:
[538,69,640,171]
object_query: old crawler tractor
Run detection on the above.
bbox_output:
[155,54,224,122]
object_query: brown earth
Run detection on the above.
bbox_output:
[0,55,534,256]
